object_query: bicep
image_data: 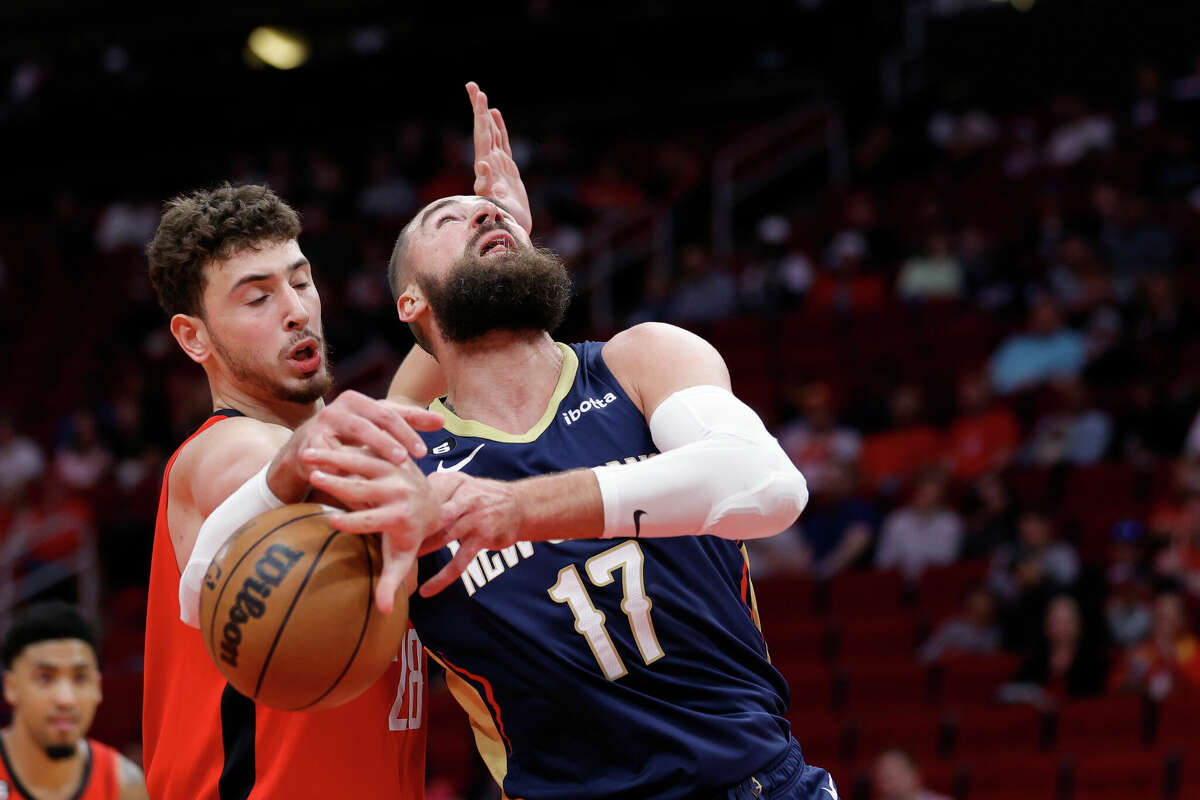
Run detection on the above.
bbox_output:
[388,345,446,406]
[602,322,731,419]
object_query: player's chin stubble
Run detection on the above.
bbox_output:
[210,334,333,404]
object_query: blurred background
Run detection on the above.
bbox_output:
[3,1,1200,797]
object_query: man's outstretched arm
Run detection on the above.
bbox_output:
[309,324,808,596]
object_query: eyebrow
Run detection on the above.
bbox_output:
[230,257,310,293]
[418,196,515,230]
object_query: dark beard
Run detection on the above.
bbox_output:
[418,245,571,344]
[45,744,76,760]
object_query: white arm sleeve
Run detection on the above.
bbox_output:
[591,385,808,540]
[179,464,285,628]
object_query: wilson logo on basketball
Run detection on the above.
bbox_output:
[219,543,304,668]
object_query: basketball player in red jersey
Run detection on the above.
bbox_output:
[141,183,442,800]
[1,602,147,800]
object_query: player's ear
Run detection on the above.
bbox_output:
[170,313,212,365]
[396,284,427,324]
[2,669,16,707]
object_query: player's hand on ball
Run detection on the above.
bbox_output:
[272,392,444,500]
[302,446,440,614]
[467,81,532,234]
[418,471,525,597]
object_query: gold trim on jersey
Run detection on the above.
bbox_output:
[427,651,524,800]
[740,544,770,663]
[429,342,578,444]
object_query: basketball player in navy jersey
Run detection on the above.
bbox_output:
[302,87,837,799]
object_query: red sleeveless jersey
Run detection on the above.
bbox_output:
[0,738,119,800]
[142,411,426,800]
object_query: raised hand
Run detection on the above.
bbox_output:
[467,81,533,234]
[302,445,441,614]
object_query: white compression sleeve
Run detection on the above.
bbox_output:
[178,464,285,628]
[590,385,808,540]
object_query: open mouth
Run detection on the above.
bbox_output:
[286,338,321,371]
[477,230,517,258]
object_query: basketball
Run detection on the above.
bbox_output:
[197,503,409,711]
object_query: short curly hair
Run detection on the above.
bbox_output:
[146,183,301,318]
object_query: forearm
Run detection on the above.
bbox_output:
[513,469,604,542]
[388,345,447,406]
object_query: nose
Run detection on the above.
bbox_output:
[468,199,502,229]
[283,283,311,331]
[52,678,76,706]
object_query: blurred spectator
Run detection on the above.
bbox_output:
[1129,63,1163,130]
[665,244,737,325]
[1133,274,1197,354]
[958,473,1020,559]
[989,510,1080,604]
[52,410,112,492]
[860,384,941,494]
[0,414,45,505]
[896,229,963,302]
[1022,378,1112,466]
[1108,576,1153,650]
[810,230,887,313]
[875,470,963,581]
[989,294,1086,395]
[778,382,861,495]
[739,216,813,314]
[872,749,950,800]
[626,271,673,326]
[1003,594,1109,704]
[919,585,1001,663]
[795,460,877,580]
[1103,194,1176,283]
[94,199,156,253]
[1110,589,1200,700]
[358,153,417,219]
[942,371,1021,483]
[1043,95,1114,168]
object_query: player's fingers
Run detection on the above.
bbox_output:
[491,108,511,155]
[301,447,392,479]
[324,409,411,465]
[420,539,481,597]
[418,527,458,557]
[375,539,415,614]
[309,470,379,508]
[472,86,493,153]
[368,401,443,458]
[474,161,492,195]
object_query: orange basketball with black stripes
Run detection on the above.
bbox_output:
[198,503,409,711]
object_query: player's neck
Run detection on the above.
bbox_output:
[1,726,86,798]
[439,331,563,434]
[209,383,323,430]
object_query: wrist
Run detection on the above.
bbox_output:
[266,451,309,503]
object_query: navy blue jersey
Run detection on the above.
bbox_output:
[410,341,792,800]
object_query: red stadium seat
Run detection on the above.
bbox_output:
[824,569,908,618]
[1070,751,1166,797]
[949,703,1043,756]
[1054,695,1149,755]
[840,662,932,712]
[833,614,920,662]
[955,752,1062,798]
[935,654,1020,706]
[916,560,990,622]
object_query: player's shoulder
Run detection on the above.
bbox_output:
[176,415,288,471]
[602,322,723,367]
[600,323,729,413]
